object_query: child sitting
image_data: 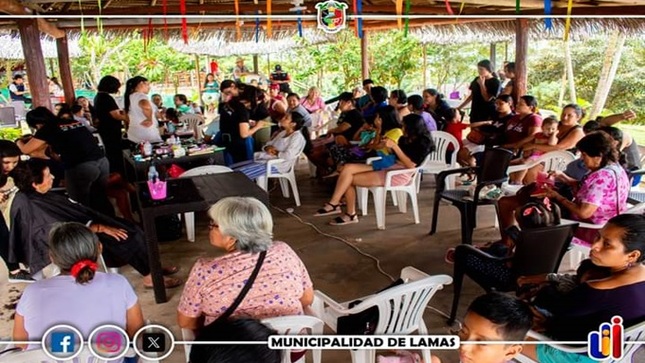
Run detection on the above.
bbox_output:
[509,117,558,184]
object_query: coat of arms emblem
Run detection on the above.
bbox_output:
[315,1,348,33]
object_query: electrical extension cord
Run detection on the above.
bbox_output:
[272,204,462,328]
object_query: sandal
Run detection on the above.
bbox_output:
[144,277,183,289]
[314,202,342,216]
[162,266,179,276]
[329,213,358,226]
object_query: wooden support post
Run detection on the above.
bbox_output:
[56,33,75,105]
[16,19,51,109]
[253,54,259,74]
[490,43,497,71]
[194,54,203,106]
[360,31,369,80]
[514,18,529,99]
[422,43,428,89]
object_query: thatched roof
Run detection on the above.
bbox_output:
[168,28,333,56]
[0,34,81,59]
[414,18,645,45]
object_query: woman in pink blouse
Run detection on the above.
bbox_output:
[177,197,314,332]
[496,131,629,247]
[300,87,325,114]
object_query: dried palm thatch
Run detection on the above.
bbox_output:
[0,34,81,59]
[168,28,334,56]
[413,18,645,45]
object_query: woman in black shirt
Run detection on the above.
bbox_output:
[94,76,128,174]
[17,107,113,217]
[457,59,501,122]
[314,114,434,225]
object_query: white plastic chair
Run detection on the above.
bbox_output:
[33,254,117,280]
[503,150,576,195]
[263,315,324,363]
[256,159,301,207]
[179,114,206,141]
[180,165,233,242]
[514,320,645,363]
[357,154,431,230]
[562,202,645,269]
[420,131,460,191]
[181,315,324,363]
[310,267,452,363]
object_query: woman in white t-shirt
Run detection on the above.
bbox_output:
[254,111,310,173]
[124,76,162,143]
[13,222,144,352]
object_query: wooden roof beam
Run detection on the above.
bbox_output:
[0,0,65,37]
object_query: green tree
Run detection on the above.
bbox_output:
[369,31,422,90]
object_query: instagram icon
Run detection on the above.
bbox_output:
[88,325,130,360]
[96,332,123,353]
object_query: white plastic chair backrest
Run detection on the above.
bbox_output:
[179,114,205,139]
[262,315,324,336]
[427,131,459,166]
[611,319,645,362]
[353,274,452,335]
[180,165,233,178]
[536,150,576,172]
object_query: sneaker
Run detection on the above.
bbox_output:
[8,270,35,284]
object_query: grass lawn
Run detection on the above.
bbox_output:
[618,124,645,146]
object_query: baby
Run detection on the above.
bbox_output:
[520,116,558,162]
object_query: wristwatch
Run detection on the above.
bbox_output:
[546,273,558,282]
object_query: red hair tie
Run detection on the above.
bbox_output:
[523,206,542,217]
[70,259,98,278]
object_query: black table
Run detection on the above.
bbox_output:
[123,148,226,181]
[136,172,270,303]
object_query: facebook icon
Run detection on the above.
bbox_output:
[51,332,75,353]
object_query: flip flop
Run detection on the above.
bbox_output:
[444,248,456,264]
[162,266,179,276]
[144,277,183,289]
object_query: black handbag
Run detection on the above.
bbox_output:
[336,278,404,335]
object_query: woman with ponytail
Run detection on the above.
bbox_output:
[13,222,144,350]
[457,59,501,123]
[124,76,162,144]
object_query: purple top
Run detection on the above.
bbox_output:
[421,111,437,132]
[548,280,645,340]
[16,272,138,340]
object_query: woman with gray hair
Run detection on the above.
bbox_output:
[177,197,314,332]
[13,222,144,350]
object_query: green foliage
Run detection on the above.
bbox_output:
[425,43,489,91]
[72,35,194,88]
[369,31,422,89]
[528,38,645,124]
[0,127,23,141]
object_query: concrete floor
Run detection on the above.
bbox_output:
[0,160,578,363]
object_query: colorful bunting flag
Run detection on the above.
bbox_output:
[180,0,188,44]
[396,0,403,29]
[564,0,573,40]
[544,0,552,29]
[267,0,273,38]
[357,0,363,38]
[444,0,454,15]
[404,0,411,36]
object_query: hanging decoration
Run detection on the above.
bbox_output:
[564,0,573,40]
[143,18,153,52]
[544,0,552,29]
[267,0,273,38]
[444,0,454,15]
[356,0,363,38]
[235,0,241,41]
[180,0,188,44]
[516,0,520,14]
[396,0,403,29]
[162,0,168,41]
[404,0,411,37]
[290,0,306,38]
[352,0,358,37]
[78,0,85,36]
[255,10,260,43]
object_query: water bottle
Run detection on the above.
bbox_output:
[148,165,159,183]
[143,141,152,156]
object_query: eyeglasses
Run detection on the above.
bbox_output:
[208,221,219,231]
